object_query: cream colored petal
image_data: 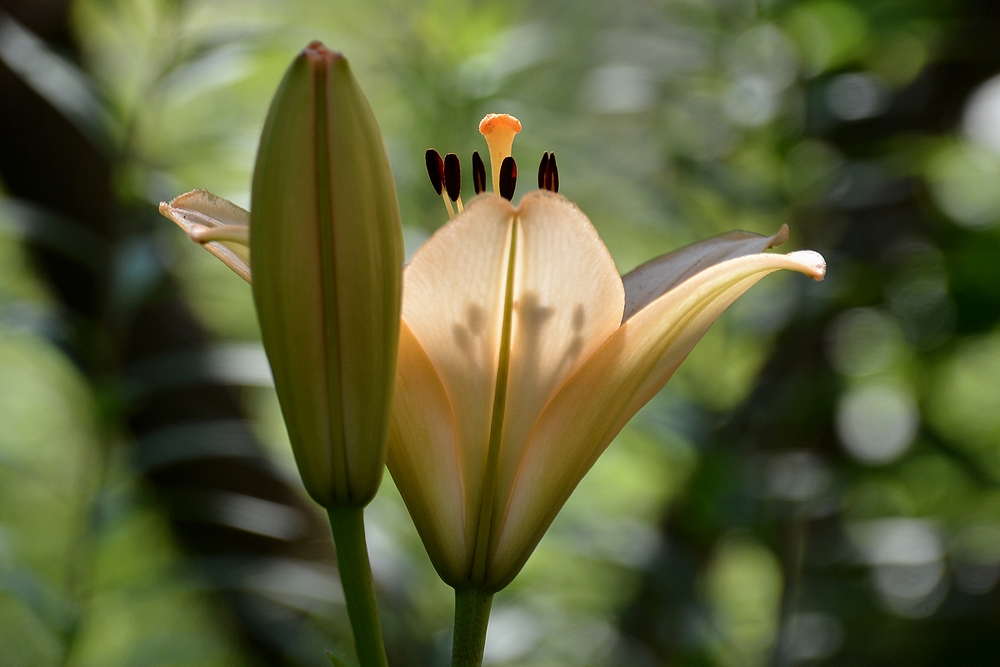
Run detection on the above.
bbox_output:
[491,190,624,550]
[386,322,468,585]
[401,193,515,547]
[488,249,826,590]
[159,189,251,283]
[400,191,625,587]
[621,225,788,322]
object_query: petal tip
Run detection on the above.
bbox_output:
[788,250,826,280]
[769,224,789,248]
[158,199,187,231]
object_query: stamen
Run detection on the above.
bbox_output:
[426,148,455,218]
[444,152,464,213]
[472,151,486,195]
[479,113,521,194]
[499,156,517,201]
[537,152,550,190]
[425,148,444,195]
[536,151,560,193]
[548,152,559,193]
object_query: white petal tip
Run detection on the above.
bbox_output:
[786,250,826,280]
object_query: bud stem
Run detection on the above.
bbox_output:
[452,588,494,667]
[327,507,389,667]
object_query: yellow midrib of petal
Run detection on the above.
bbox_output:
[470,219,518,586]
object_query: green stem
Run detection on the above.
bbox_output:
[327,507,388,667]
[452,588,494,667]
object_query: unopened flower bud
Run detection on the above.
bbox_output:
[251,42,403,508]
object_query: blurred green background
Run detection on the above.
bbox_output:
[2,0,1000,665]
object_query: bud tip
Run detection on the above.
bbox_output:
[303,40,343,64]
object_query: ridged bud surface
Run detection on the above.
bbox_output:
[251,43,403,508]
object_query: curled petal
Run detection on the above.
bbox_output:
[622,225,788,322]
[159,189,251,282]
[488,249,826,590]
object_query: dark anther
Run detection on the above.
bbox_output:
[472,151,486,195]
[425,149,444,195]
[537,151,559,192]
[499,156,517,201]
[444,153,462,202]
[547,152,559,193]
[537,152,550,189]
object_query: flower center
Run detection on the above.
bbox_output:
[424,113,560,218]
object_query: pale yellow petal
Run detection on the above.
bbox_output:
[488,249,826,590]
[402,193,515,545]
[490,190,624,553]
[400,191,625,587]
[386,322,468,584]
[621,225,788,321]
[159,189,251,283]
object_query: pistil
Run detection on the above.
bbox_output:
[478,113,521,194]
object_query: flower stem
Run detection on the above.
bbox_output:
[327,507,388,667]
[452,588,494,667]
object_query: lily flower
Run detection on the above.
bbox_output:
[395,115,826,593]
[163,111,826,596]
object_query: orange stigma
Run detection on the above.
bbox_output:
[479,113,521,194]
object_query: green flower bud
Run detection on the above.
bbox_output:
[251,42,403,508]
